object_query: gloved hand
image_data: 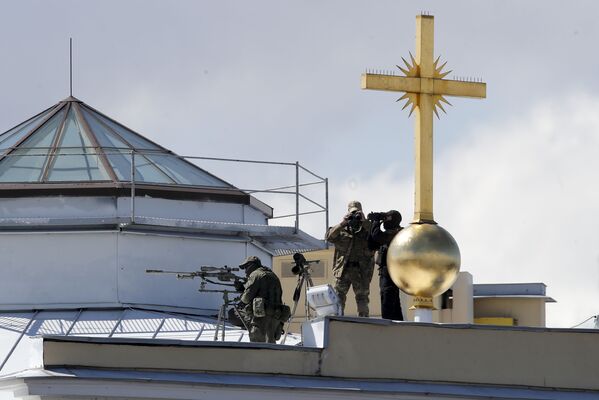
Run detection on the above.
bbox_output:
[342,212,353,226]
[234,280,245,292]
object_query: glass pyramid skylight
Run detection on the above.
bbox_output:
[0,97,231,187]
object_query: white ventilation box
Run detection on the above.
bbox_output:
[306,284,341,317]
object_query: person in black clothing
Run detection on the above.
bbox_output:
[367,210,404,320]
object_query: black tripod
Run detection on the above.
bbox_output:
[281,253,318,344]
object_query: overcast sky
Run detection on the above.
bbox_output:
[1,0,598,328]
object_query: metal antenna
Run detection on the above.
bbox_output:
[69,38,73,96]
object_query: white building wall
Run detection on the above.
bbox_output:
[0,194,278,312]
[0,230,272,312]
[0,231,119,309]
[118,232,249,311]
[243,204,268,225]
[0,197,117,220]
[117,196,267,224]
[0,196,268,226]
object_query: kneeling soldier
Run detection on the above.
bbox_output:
[235,256,289,343]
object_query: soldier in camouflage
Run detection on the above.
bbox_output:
[235,256,289,343]
[325,201,374,317]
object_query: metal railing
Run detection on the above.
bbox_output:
[0,148,329,236]
[177,154,329,234]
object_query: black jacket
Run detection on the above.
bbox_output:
[368,222,402,267]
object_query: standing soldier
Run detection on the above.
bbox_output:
[325,200,374,317]
[368,210,404,320]
[235,256,289,343]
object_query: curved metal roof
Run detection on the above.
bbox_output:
[0,96,231,188]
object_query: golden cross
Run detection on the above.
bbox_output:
[362,15,486,223]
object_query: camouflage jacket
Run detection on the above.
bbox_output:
[240,266,283,312]
[325,221,374,278]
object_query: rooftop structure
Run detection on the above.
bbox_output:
[1,318,598,399]
[0,96,231,191]
[274,249,557,331]
[0,96,324,316]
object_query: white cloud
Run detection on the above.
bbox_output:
[321,93,599,328]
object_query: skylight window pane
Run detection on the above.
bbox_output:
[0,108,55,153]
[101,151,175,183]
[80,108,130,149]
[105,150,133,180]
[19,109,65,149]
[0,148,50,182]
[134,155,175,184]
[86,108,160,150]
[47,109,110,181]
[48,151,109,181]
[0,109,65,182]
[59,109,92,147]
[146,154,229,187]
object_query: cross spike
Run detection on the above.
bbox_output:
[433,95,449,117]
[439,96,451,106]
[407,102,417,117]
[438,69,452,79]
[436,101,447,114]
[409,52,417,67]
[396,64,410,76]
[433,55,440,68]
[401,100,412,110]
[437,60,447,72]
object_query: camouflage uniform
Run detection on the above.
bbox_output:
[325,201,374,317]
[238,257,286,343]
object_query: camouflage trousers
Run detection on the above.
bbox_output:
[334,261,374,317]
[248,316,283,343]
[237,303,284,343]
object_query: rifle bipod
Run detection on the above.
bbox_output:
[201,288,248,341]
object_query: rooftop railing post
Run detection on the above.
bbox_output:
[295,161,299,234]
[325,177,329,248]
[131,151,136,224]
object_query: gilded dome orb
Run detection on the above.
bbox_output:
[386,223,460,298]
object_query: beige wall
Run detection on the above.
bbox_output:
[273,248,384,331]
[474,297,546,327]
[274,251,549,329]
[43,320,599,391]
[320,319,599,390]
[274,251,471,328]
[43,338,320,376]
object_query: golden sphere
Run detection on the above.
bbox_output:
[386,223,461,298]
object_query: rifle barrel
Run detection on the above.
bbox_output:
[146,269,196,274]
[146,267,245,284]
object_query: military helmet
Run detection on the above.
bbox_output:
[384,210,402,229]
[239,255,262,269]
[387,210,402,224]
[347,200,363,213]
